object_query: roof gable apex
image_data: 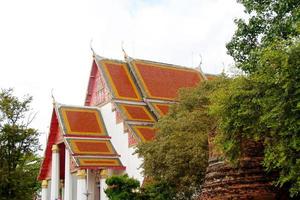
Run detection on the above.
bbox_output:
[85,60,110,106]
[38,108,62,180]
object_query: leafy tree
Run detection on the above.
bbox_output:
[136,78,227,199]
[140,181,176,200]
[212,40,300,196]
[105,174,175,200]
[227,0,300,73]
[0,89,41,200]
[221,0,300,196]
[105,174,140,200]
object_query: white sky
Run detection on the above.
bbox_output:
[0,0,245,151]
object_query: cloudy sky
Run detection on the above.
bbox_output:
[0,0,245,150]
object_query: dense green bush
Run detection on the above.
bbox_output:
[105,174,175,200]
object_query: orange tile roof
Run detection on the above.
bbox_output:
[94,56,207,143]
[39,104,124,178]
[77,157,123,168]
[57,104,123,168]
[128,124,156,142]
[147,102,174,118]
[129,59,203,101]
[66,138,118,156]
[96,58,142,102]
[116,103,156,122]
[58,106,108,137]
[39,55,212,178]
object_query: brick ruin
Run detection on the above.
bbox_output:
[198,131,290,200]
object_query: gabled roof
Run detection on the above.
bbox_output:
[115,102,156,123]
[94,55,207,143]
[127,124,156,142]
[95,57,143,102]
[38,104,124,180]
[147,101,175,118]
[84,60,110,106]
[38,108,62,180]
[76,157,123,168]
[57,105,108,137]
[129,59,204,101]
[56,104,123,169]
[65,138,117,156]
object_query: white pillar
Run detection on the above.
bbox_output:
[64,151,72,200]
[100,178,108,200]
[41,180,48,200]
[99,169,110,200]
[87,170,96,200]
[77,170,87,200]
[50,144,60,200]
[60,180,64,200]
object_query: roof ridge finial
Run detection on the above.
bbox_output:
[196,54,208,80]
[121,41,129,61]
[51,89,56,106]
[90,39,96,58]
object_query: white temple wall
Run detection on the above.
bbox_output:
[126,146,143,183]
[100,103,144,183]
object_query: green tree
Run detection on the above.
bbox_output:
[105,174,140,200]
[136,78,227,199]
[0,89,41,200]
[227,0,300,73]
[140,181,176,200]
[105,175,176,200]
[212,40,300,196]
[221,1,300,196]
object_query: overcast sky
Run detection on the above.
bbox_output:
[0,0,245,151]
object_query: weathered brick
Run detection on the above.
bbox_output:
[198,131,285,200]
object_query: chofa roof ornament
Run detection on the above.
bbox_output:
[196,54,208,81]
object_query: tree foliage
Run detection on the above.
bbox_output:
[227,0,300,73]
[213,40,300,196]
[107,2,299,198]
[105,174,175,200]
[136,79,227,199]
[140,180,176,200]
[219,0,300,196]
[105,174,140,200]
[0,89,41,200]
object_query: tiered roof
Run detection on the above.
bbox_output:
[95,55,206,143]
[39,54,209,180]
[57,105,122,168]
[38,104,123,180]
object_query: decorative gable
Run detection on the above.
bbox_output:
[85,61,109,106]
[38,109,63,180]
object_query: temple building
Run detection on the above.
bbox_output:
[38,53,210,200]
